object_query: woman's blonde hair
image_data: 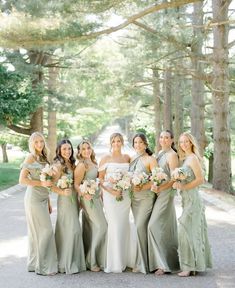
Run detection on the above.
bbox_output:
[28,132,50,163]
[178,132,202,163]
[76,140,97,167]
[110,132,124,147]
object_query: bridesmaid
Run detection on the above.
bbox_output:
[52,139,86,274]
[19,132,58,276]
[130,133,157,274]
[98,132,131,273]
[173,132,212,276]
[148,130,179,275]
[74,139,107,272]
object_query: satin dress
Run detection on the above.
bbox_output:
[55,169,86,274]
[148,151,179,273]
[177,165,212,272]
[100,162,131,273]
[23,161,58,275]
[130,155,155,273]
[81,166,107,270]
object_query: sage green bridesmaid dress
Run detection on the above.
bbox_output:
[55,169,86,274]
[178,165,212,272]
[80,167,107,271]
[23,161,58,275]
[129,155,156,274]
[148,151,179,273]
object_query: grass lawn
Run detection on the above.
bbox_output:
[0,150,25,191]
[0,164,21,191]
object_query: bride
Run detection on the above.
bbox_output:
[99,132,131,273]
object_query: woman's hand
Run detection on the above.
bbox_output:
[83,194,93,201]
[111,188,122,198]
[133,185,142,192]
[63,188,72,196]
[151,184,159,194]
[41,180,53,188]
[172,182,183,190]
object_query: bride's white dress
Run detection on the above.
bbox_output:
[100,162,132,273]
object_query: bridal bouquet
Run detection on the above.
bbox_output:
[57,174,73,189]
[80,179,99,207]
[57,174,74,202]
[150,167,168,186]
[108,169,132,201]
[171,167,190,183]
[131,171,150,187]
[171,167,190,194]
[40,164,55,182]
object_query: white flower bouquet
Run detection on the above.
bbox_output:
[57,174,73,189]
[131,171,150,187]
[171,167,190,182]
[80,179,99,207]
[40,164,56,182]
[108,169,132,201]
[150,167,168,186]
[57,174,74,202]
[171,167,190,194]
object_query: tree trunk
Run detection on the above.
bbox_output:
[212,0,232,193]
[8,50,48,136]
[163,69,172,131]
[173,74,184,144]
[191,2,207,155]
[47,111,57,162]
[30,107,43,133]
[29,50,48,134]
[208,154,213,183]
[1,143,8,163]
[152,69,162,152]
[47,66,58,162]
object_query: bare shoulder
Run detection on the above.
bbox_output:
[23,154,36,164]
[187,154,202,171]
[52,160,62,170]
[123,154,131,162]
[75,162,86,172]
[167,150,178,161]
[149,154,157,163]
[99,154,111,166]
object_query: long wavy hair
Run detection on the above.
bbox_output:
[132,132,153,156]
[76,140,97,168]
[54,139,76,173]
[28,132,50,163]
[178,132,202,163]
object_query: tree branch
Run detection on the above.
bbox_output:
[7,125,31,135]
[0,0,201,48]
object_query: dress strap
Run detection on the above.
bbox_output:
[156,150,167,163]
[130,153,146,172]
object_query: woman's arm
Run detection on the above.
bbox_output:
[74,163,95,201]
[19,154,52,188]
[74,163,86,196]
[173,156,204,191]
[151,152,178,194]
[98,157,122,198]
[135,155,157,192]
[50,163,71,196]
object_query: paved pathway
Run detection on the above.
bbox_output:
[0,125,235,288]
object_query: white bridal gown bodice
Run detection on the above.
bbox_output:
[100,162,132,273]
